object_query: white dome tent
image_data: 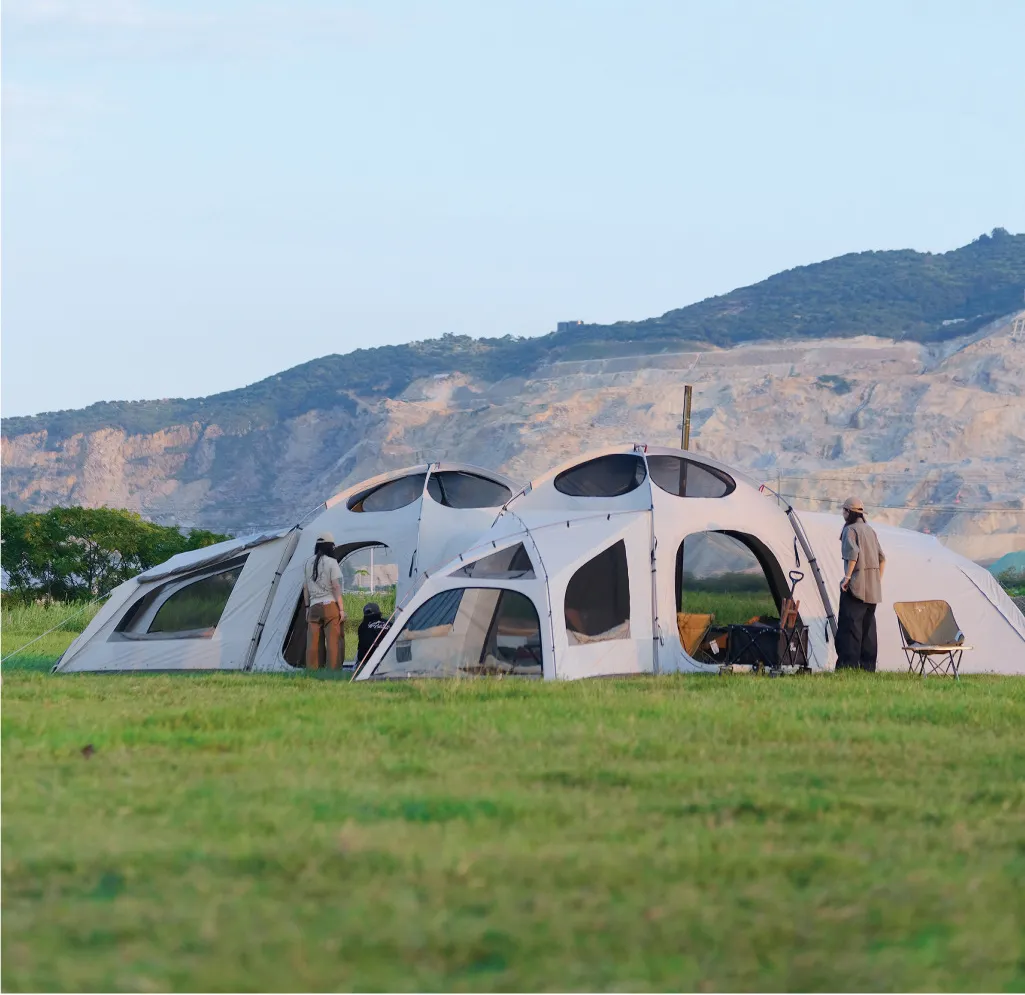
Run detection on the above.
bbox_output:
[355,445,1025,681]
[53,463,518,674]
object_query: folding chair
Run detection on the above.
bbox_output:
[677,613,714,657]
[893,601,972,679]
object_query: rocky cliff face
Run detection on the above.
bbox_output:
[3,314,1023,561]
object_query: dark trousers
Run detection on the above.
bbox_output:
[837,590,878,671]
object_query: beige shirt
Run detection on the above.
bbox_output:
[841,521,885,604]
[304,555,342,607]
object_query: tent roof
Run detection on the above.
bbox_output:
[324,462,518,510]
[500,445,771,525]
[137,529,291,583]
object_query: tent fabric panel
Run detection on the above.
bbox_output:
[415,499,505,588]
[53,577,140,672]
[800,512,1025,675]
[956,561,1025,645]
[56,538,287,673]
[539,512,655,680]
[138,529,291,583]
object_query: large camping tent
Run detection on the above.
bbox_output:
[53,463,518,673]
[354,445,1025,681]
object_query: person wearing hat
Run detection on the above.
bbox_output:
[303,532,345,670]
[356,601,390,666]
[837,496,886,671]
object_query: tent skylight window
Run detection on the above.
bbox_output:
[554,454,647,498]
[427,471,511,509]
[648,456,736,498]
[456,543,535,579]
[347,474,426,513]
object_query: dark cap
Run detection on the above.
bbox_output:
[363,602,381,616]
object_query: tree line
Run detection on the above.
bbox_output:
[1,506,229,603]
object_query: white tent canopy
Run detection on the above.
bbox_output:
[356,445,1025,681]
[53,447,1025,677]
[54,463,517,673]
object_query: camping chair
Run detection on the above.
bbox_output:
[678,613,714,657]
[893,601,972,679]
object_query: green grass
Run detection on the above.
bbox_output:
[3,629,1024,991]
[1,600,102,673]
[680,590,778,626]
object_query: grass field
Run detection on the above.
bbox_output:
[0,594,395,670]
[2,613,1024,991]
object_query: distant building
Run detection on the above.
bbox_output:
[556,320,585,333]
[1011,290,1025,342]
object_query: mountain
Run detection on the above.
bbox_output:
[3,230,1024,561]
[4,228,1023,440]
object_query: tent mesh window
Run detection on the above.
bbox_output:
[564,539,631,643]
[427,471,512,509]
[457,543,535,579]
[647,455,736,498]
[115,559,247,639]
[370,588,542,678]
[554,454,647,497]
[347,473,427,512]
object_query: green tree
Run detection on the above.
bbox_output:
[1,505,229,602]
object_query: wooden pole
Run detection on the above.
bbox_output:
[678,385,693,497]
[681,385,692,450]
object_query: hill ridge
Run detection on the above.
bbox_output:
[4,228,1023,439]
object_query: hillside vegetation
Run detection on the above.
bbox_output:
[4,229,1022,440]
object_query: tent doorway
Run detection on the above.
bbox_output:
[282,542,395,667]
[674,530,793,663]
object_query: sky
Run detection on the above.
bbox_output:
[3,0,1024,418]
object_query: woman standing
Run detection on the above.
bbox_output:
[837,496,886,671]
[303,532,345,670]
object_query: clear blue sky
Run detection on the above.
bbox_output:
[3,0,1024,417]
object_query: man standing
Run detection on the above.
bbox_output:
[837,496,886,671]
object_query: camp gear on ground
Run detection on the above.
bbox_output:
[677,613,713,657]
[778,570,809,670]
[894,600,972,679]
[727,623,780,670]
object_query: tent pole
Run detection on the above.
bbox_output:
[242,528,302,672]
[786,505,838,642]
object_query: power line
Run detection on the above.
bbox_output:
[777,493,1025,514]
